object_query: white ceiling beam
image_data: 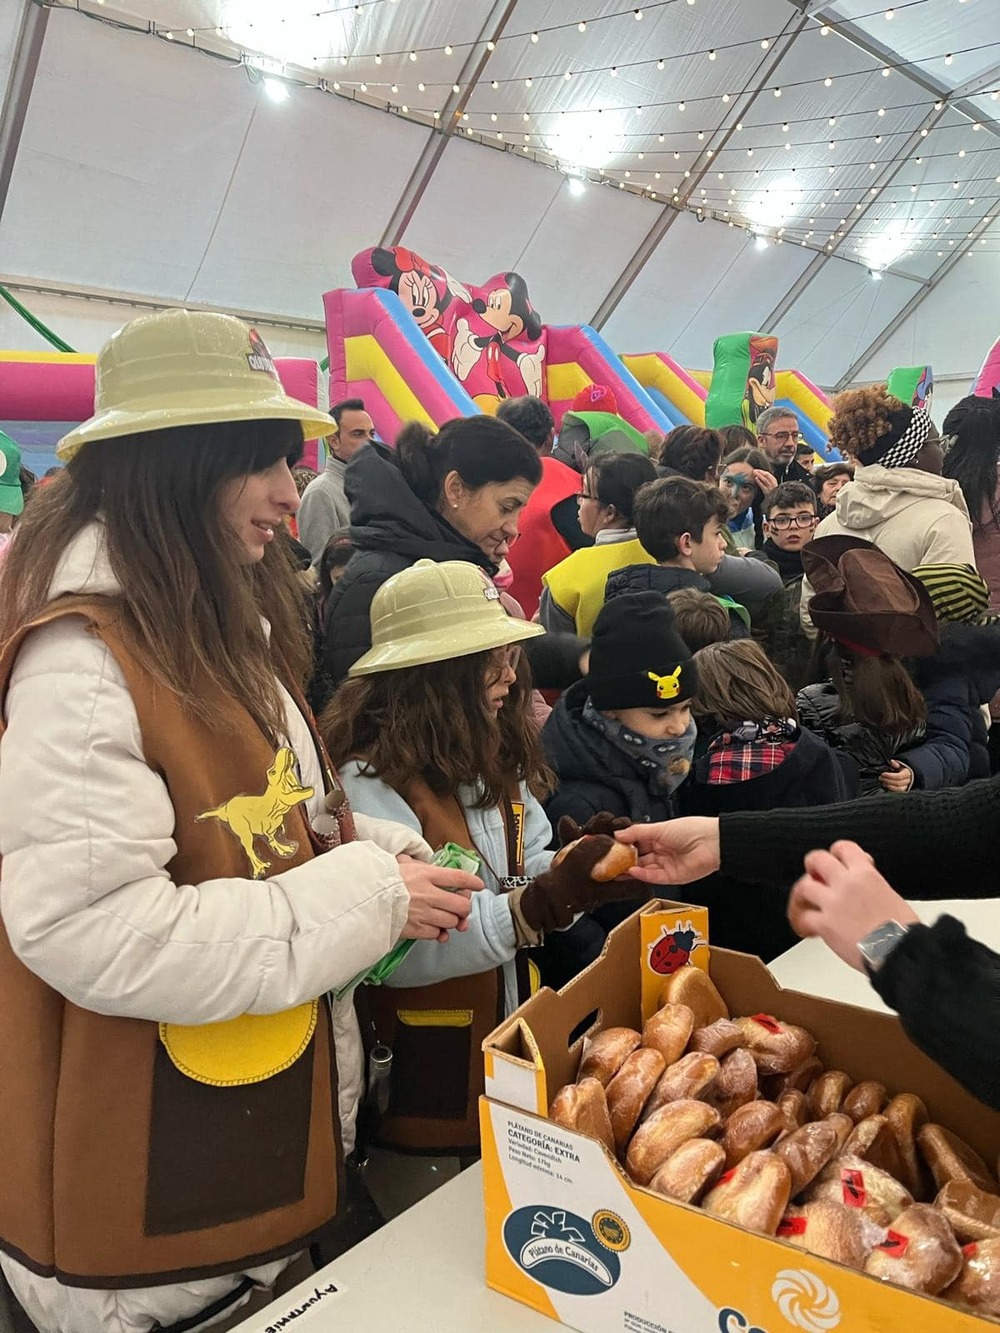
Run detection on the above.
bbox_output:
[949,61,1000,100]
[833,207,1000,390]
[379,0,516,248]
[0,0,49,226]
[589,9,812,331]
[788,1,1000,140]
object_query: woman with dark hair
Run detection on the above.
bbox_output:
[323,559,631,1154]
[322,416,542,689]
[539,451,657,635]
[942,394,1000,612]
[657,424,725,482]
[812,461,854,520]
[719,445,776,550]
[0,312,482,1332]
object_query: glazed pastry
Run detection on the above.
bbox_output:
[552,836,638,881]
[884,1093,930,1201]
[774,1121,841,1196]
[808,1154,913,1226]
[942,1238,1000,1316]
[768,1055,824,1098]
[642,1002,694,1066]
[734,1015,817,1076]
[702,1151,792,1236]
[824,1113,855,1154]
[643,1052,720,1120]
[687,1018,745,1060]
[863,1202,962,1295]
[777,1089,807,1129]
[549,1078,615,1154]
[578,1027,642,1087]
[937,1180,1000,1245]
[606,1048,666,1154]
[647,1138,726,1205]
[918,1124,1000,1196]
[657,967,729,1029]
[778,1200,871,1270]
[805,1070,853,1120]
[844,1114,908,1182]
[722,1101,788,1171]
[841,1080,888,1124]
[625,1099,721,1186]
[703,1047,758,1119]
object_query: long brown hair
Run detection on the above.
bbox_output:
[0,420,311,745]
[829,646,926,735]
[322,648,554,807]
[692,640,796,722]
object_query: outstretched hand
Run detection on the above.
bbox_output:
[787,840,918,972]
[615,817,722,885]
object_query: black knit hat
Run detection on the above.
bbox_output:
[588,592,698,710]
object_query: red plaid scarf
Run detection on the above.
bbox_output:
[704,717,799,785]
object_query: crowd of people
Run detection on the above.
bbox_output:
[1,309,1000,1333]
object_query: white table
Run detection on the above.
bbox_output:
[237,1164,553,1332]
[768,897,1000,1011]
[240,897,999,1332]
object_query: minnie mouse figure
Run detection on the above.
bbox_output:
[451,272,546,405]
[370,246,457,359]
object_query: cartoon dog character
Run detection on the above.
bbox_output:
[197,746,314,879]
[370,246,457,359]
[743,348,776,428]
[451,272,546,401]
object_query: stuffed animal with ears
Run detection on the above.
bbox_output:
[451,271,546,401]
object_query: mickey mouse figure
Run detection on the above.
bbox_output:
[370,246,456,359]
[451,272,546,403]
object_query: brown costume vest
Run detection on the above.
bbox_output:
[0,598,349,1288]
[365,780,525,1155]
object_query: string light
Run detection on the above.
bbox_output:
[444,43,453,55]
[530,31,539,42]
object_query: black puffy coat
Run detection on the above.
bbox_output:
[320,445,497,694]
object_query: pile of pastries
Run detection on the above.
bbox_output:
[548,966,999,1316]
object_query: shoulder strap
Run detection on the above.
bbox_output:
[499,785,526,879]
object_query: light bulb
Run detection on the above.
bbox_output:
[761,39,769,49]
[578,21,586,32]
[444,44,453,54]
[708,49,716,60]
[530,31,539,42]
[824,77,833,87]
[263,77,288,103]
[409,51,417,61]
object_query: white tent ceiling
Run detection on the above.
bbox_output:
[1,0,998,401]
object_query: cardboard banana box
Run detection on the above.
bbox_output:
[481,902,999,1332]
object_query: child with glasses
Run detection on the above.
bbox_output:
[749,482,820,690]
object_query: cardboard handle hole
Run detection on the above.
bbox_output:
[568,1007,602,1054]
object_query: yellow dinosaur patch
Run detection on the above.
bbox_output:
[196,746,314,880]
[647,666,683,700]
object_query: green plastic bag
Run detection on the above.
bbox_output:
[333,842,481,1000]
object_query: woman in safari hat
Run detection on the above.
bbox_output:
[0,309,484,1333]
[321,558,636,1157]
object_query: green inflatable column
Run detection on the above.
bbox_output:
[704,332,779,433]
[887,365,933,412]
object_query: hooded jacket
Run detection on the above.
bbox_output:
[800,465,976,630]
[321,445,497,691]
[0,524,423,1333]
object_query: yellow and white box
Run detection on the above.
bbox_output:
[481,902,998,1332]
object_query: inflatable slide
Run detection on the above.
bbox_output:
[0,349,324,473]
[325,247,671,445]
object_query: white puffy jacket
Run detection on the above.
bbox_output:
[0,524,427,1333]
[800,464,976,631]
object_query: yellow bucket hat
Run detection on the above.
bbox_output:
[57,309,335,461]
[350,559,544,676]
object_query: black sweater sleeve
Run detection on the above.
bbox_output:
[719,776,1000,899]
[870,915,1000,1111]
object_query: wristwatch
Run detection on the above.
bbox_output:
[857,920,911,976]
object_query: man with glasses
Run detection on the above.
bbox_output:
[755,405,811,484]
[749,481,819,689]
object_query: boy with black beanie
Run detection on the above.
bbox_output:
[541,592,697,970]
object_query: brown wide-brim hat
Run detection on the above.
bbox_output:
[803,534,939,658]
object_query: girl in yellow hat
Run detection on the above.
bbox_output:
[0,310,483,1333]
[322,558,636,1158]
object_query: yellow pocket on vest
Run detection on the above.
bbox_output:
[159,1000,318,1087]
[396,1009,473,1028]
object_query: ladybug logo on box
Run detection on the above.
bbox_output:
[502,1206,622,1296]
[648,924,702,976]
